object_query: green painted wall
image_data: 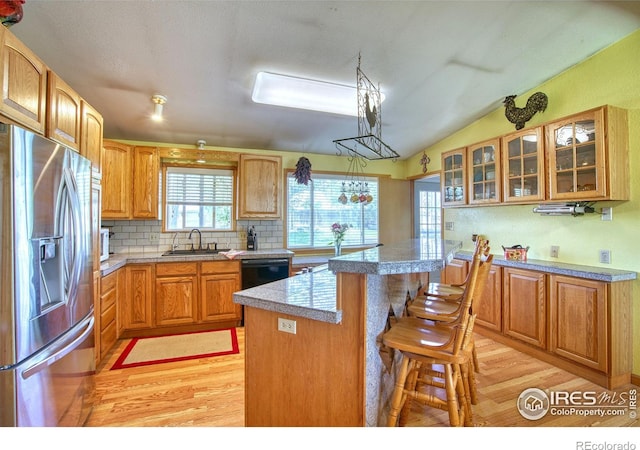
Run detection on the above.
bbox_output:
[405,29,640,376]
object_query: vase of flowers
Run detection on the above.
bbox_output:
[330,222,350,256]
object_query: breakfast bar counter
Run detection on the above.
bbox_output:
[233,239,462,427]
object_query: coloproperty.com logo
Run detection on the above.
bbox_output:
[517,387,637,421]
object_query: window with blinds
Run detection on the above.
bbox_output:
[287,173,379,249]
[164,166,234,231]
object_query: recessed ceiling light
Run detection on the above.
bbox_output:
[251,71,384,116]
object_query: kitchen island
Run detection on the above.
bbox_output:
[233,239,462,426]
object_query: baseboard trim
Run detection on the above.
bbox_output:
[631,373,640,387]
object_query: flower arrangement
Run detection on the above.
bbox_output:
[330,222,350,256]
[330,222,351,244]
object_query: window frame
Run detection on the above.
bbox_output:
[161,163,237,233]
[285,169,380,251]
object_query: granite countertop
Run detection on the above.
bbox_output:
[327,239,462,275]
[454,251,637,282]
[234,239,462,323]
[100,249,294,276]
[233,264,341,324]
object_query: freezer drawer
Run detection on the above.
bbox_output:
[0,314,95,427]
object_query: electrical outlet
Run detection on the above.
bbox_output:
[277,317,296,334]
[550,245,559,258]
[149,232,159,241]
[601,207,612,221]
[599,249,611,264]
[445,221,454,231]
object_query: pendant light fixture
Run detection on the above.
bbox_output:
[151,94,167,121]
[333,55,398,161]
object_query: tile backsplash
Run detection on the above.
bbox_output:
[102,219,285,254]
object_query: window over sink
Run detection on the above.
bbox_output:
[163,166,235,231]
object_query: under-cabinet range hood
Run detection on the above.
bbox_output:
[532,203,595,216]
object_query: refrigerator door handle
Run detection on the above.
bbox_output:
[59,166,84,305]
[20,315,94,380]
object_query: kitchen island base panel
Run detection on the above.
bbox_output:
[244,272,366,427]
[243,271,427,426]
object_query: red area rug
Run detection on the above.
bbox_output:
[111,328,239,370]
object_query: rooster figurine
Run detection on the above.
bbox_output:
[364,92,377,130]
[503,92,548,130]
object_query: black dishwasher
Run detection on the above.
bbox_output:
[241,258,290,289]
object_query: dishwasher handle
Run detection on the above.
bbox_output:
[241,258,289,268]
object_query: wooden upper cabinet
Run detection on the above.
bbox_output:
[80,100,104,175]
[0,27,48,133]
[467,138,501,204]
[102,140,158,220]
[501,127,545,203]
[102,141,132,218]
[237,154,282,219]
[545,106,629,201]
[441,148,466,207]
[131,146,159,218]
[46,71,81,150]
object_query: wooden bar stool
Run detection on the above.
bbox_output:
[382,252,492,426]
[411,240,491,375]
[406,254,493,405]
[419,237,489,301]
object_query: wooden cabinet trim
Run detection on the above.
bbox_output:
[201,260,240,275]
[156,262,198,276]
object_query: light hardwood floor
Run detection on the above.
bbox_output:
[86,328,638,427]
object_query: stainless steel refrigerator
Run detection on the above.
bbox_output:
[0,122,95,426]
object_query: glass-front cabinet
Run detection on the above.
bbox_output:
[545,110,604,200]
[441,148,466,206]
[544,105,631,202]
[501,128,545,203]
[467,138,500,204]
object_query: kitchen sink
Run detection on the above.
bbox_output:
[162,248,231,256]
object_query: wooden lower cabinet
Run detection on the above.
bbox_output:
[549,275,607,372]
[441,258,467,285]
[118,260,242,337]
[122,264,154,331]
[201,261,242,322]
[98,268,121,364]
[503,267,546,348]
[470,263,632,389]
[155,262,198,327]
[475,265,502,331]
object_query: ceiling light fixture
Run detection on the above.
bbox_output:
[251,71,384,116]
[196,139,206,163]
[151,94,167,121]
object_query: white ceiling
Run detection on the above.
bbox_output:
[11,1,640,160]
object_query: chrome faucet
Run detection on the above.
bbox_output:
[188,228,202,251]
[171,233,179,251]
